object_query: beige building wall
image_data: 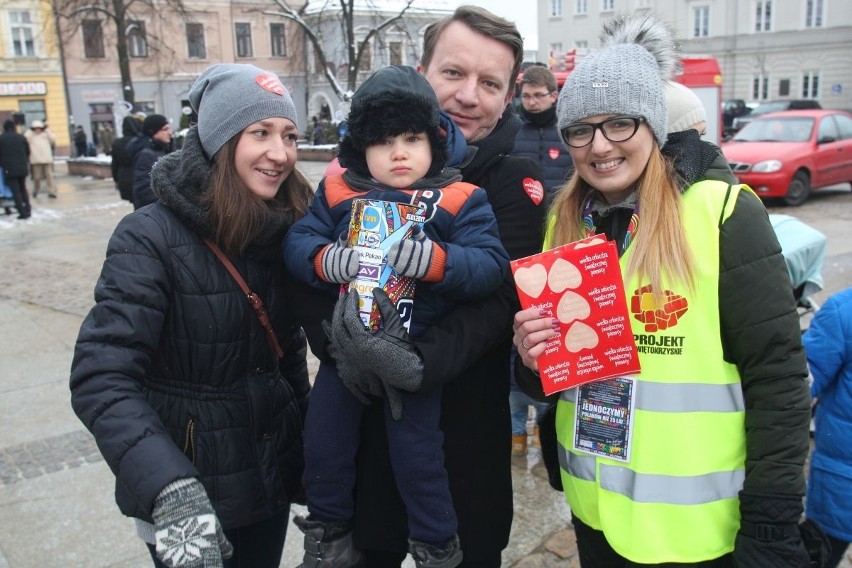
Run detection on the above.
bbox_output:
[60,0,308,146]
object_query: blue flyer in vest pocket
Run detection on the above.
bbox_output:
[572,376,637,463]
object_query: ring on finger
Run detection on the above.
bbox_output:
[521,339,531,350]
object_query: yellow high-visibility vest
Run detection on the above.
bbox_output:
[548,181,749,563]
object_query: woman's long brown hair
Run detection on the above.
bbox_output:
[548,147,695,297]
[204,136,314,254]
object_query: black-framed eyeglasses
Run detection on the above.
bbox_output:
[520,91,554,101]
[561,116,645,148]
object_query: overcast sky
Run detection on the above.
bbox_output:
[454,0,538,43]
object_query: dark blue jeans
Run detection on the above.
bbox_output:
[146,508,289,568]
[303,362,457,547]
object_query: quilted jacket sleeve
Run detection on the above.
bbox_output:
[70,211,198,515]
[718,188,811,497]
[428,187,509,301]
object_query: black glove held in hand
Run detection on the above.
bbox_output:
[330,289,424,420]
[322,318,384,404]
[733,491,809,568]
[152,478,233,568]
[320,234,359,284]
[388,226,434,279]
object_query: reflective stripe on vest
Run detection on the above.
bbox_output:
[551,181,750,564]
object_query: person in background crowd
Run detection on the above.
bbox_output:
[511,64,574,204]
[24,120,57,199]
[661,80,736,189]
[132,114,174,209]
[111,115,146,202]
[513,13,812,567]
[99,122,116,156]
[804,287,852,568]
[70,63,314,568]
[0,119,31,219]
[318,6,547,567]
[73,125,87,158]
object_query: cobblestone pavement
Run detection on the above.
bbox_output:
[1,162,849,567]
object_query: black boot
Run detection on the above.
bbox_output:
[293,515,365,568]
[408,534,463,568]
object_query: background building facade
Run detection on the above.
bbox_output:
[1,0,71,154]
[536,0,852,110]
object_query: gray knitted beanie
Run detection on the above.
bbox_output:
[188,63,298,158]
[557,13,678,146]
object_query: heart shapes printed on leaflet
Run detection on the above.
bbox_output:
[515,264,548,298]
[522,177,544,205]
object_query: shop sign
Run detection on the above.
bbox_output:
[0,82,47,96]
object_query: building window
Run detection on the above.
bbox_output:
[270,23,286,56]
[576,40,588,48]
[19,99,46,125]
[806,0,824,28]
[636,0,650,7]
[550,0,562,17]
[83,19,105,58]
[693,6,709,37]
[752,75,769,101]
[779,78,790,97]
[235,23,252,58]
[755,0,772,32]
[802,71,820,98]
[186,23,206,59]
[575,0,587,14]
[389,41,402,66]
[10,10,36,57]
[127,20,147,58]
[602,0,615,12]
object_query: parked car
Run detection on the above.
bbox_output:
[722,109,852,206]
[731,99,822,132]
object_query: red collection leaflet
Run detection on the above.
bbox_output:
[345,198,423,331]
[510,236,640,395]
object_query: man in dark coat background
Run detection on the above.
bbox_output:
[0,119,32,219]
[131,114,173,209]
[111,115,145,202]
[511,65,574,204]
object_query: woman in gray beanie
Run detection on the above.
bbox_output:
[70,63,314,568]
[512,13,812,568]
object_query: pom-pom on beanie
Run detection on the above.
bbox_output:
[557,13,678,146]
[188,63,298,158]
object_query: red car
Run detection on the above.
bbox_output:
[722,109,852,205]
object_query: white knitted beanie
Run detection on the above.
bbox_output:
[664,82,706,133]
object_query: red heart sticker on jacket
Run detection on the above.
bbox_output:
[256,73,285,95]
[548,147,561,160]
[522,178,544,205]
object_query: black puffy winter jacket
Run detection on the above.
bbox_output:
[71,128,309,530]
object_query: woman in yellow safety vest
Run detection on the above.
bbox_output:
[512,13,812,567]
